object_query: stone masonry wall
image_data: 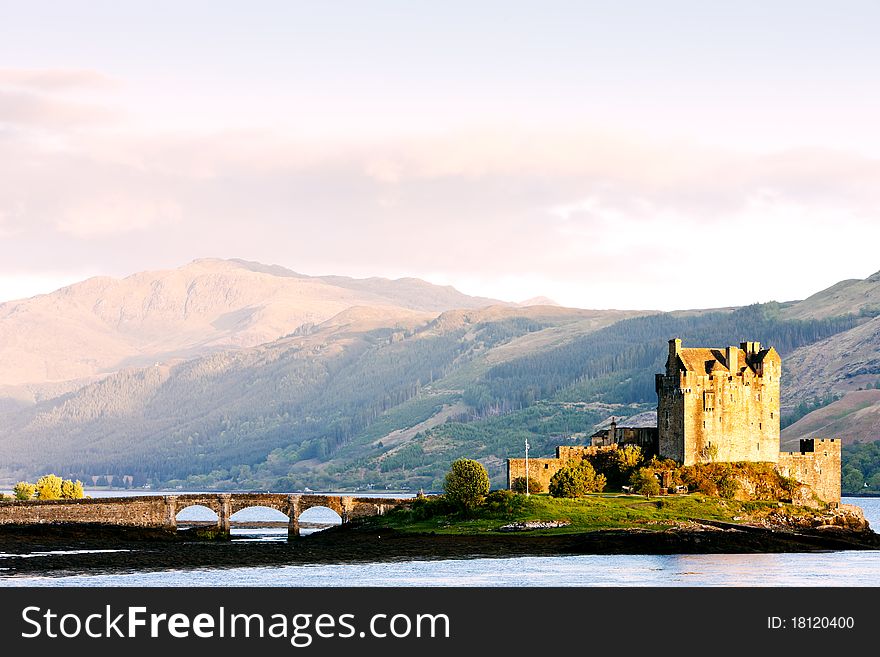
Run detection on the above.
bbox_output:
[508,446,604,492]
[0,496,171,527]
[776,439,841,505]
[507,457,565,493]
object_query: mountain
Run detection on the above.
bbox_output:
[0,302,646,488]
[0,258,509,400]
[780,269,880,320]
[3,261,880,493]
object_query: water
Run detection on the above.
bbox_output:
[2,496,880,587]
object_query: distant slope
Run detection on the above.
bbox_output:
[0,258,509,393]
[0,300,856,491]
[781,269,880,320]
[781,389,880,449]
[783,316,880,407]
[0,305,641,486]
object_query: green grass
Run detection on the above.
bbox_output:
[371,493,803,535]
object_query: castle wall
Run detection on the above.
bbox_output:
[507,446,602,492]
[776,439,841,505]
[657,374,686,462]
[507,457,565,493]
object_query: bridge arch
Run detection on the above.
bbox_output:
[175,504,220,523]
[298,505,343,535]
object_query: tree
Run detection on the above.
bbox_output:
[60,479,84,499]
[443,458,490,511]
[13,481,35,500]
[630,468,661,498]
[35,474,63,500]
[549,461,606,498]
[615,445,643,471]
[511,476,542,494]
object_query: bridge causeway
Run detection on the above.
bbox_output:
[0,493,414,539]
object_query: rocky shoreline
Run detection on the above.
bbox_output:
[1,513,879,579]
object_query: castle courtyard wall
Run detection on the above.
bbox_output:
[777,439,841,505]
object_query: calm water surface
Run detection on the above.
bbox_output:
[2,494,879,587]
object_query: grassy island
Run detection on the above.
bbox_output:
[368,491,855,536]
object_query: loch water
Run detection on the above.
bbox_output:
[2,495,880,587]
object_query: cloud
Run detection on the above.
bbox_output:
[0,89,117,127]
[1,120,879,309]
[56,196,182,238]
[0,68,119,92]
[0,68,121,129]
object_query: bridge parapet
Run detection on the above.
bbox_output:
[0,493,416,539]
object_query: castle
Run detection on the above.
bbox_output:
[508,338,841,504]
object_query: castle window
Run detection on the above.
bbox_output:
[771,412,774,419]
[544,464,549,469]
[703,391,714,411]
[759,423,762,430]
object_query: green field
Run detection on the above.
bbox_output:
[370,493,806,535]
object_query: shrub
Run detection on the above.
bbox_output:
[13,481,36,500]
[61,479,84,500]
[35,474,63,500]
[443,459,490,512]
[484,489,525,514]
[510,476,542,494]
[717,473,740,499]
[616,445,644,471]
[408,495,455,520]
[549,461,606,498]
[630,468,661,498]
[585,445,646,490]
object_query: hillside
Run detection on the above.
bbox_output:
[783,316,880,407]
[781,389,880,449]
[0,258,509,400]
[0,296,858,492]
[0,303,645,488]
[781,270,880,321]
[3,261,880,493]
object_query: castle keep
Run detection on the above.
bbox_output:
[508,338,841,504]
[657,339,780,465]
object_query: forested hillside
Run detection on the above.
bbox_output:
[2,262,878,494]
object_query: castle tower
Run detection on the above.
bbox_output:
[655,338,781,465]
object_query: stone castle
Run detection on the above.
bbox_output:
[508,338,841,504]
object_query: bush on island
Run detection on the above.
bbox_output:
[548,461,606,498]
[13,481,36,500]
[483,489,526,514]
[510,476,542,494]
[61,479,85,500]
[35,474,63,500]
[443,458,490,512]
[630,468,661,498]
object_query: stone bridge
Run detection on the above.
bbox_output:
[0,493,414,539]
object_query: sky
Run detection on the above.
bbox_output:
[1,1,880,310]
